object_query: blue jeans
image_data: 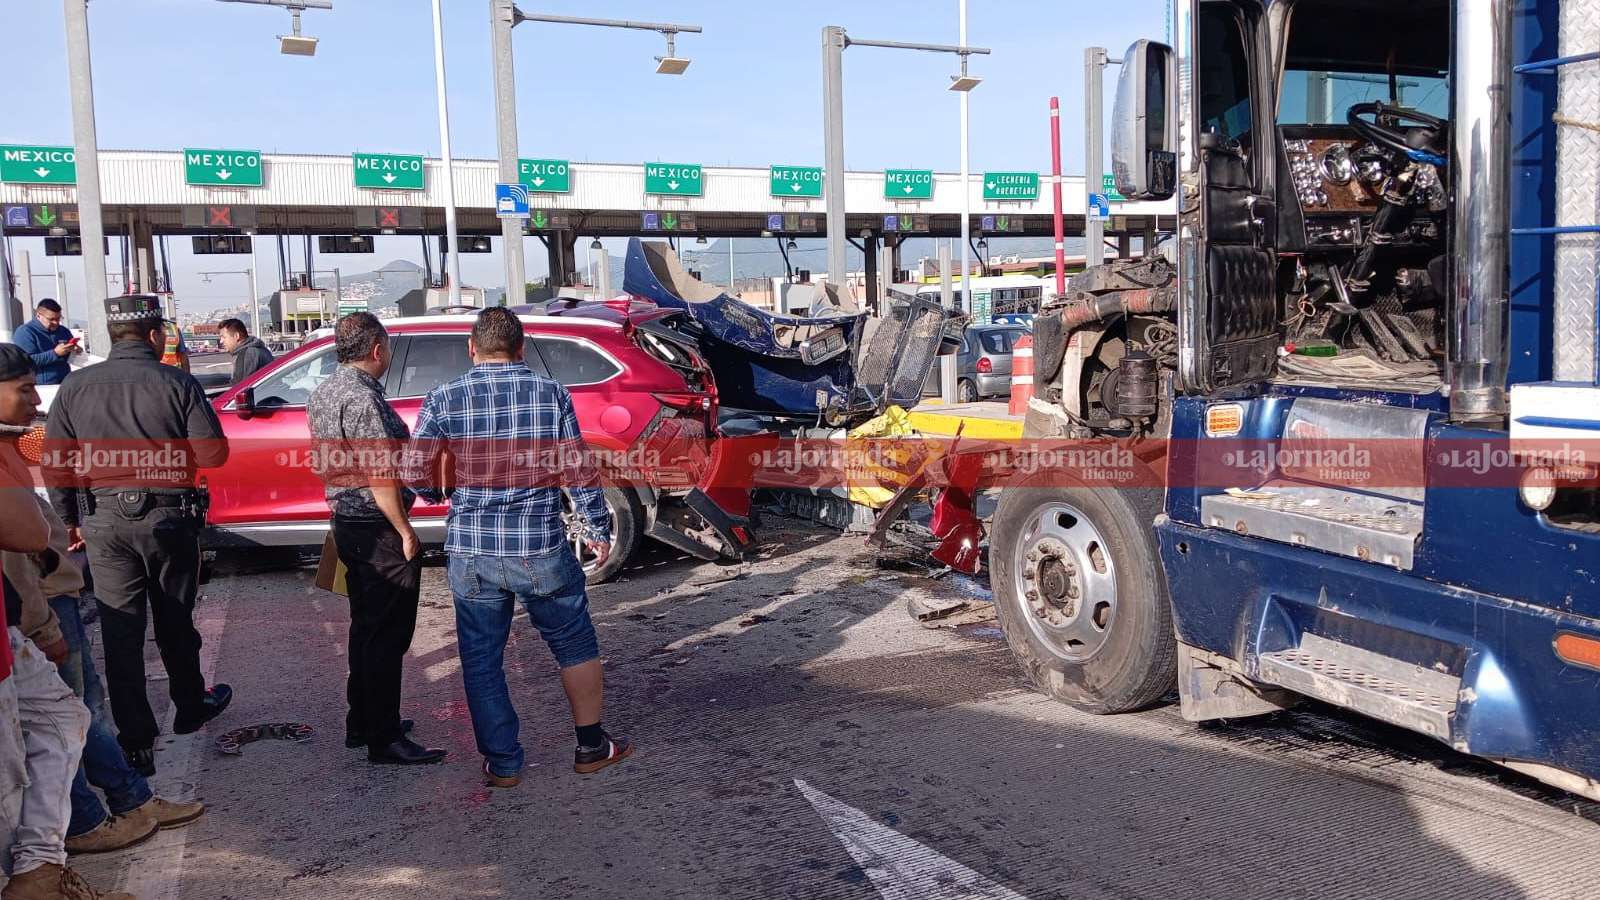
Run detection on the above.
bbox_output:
[48,596,153,837]
[448,549,599,777]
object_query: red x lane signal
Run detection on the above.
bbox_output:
[378,207,401,228]
[207,206,233,227]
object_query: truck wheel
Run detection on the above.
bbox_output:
[566,487,642,584]
[989,482,1176,713]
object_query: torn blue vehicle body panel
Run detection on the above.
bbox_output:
[622,238,867,419]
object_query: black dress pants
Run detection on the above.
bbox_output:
[331,517,420,750]
[83,505,207,752]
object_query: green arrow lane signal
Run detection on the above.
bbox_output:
[662,212,679,230]
[0,145,77,185]
[33,206,57,227]
[530,210,549,229]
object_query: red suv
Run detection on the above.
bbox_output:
[202,310,755,582]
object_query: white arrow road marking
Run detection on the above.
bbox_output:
[531,176,546,187]
[383,172,398,183]
[795,779,1031,900]
[216,169,232,180]
[33,167,50,178]
[667,179,681,190]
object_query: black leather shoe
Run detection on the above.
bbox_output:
[172,684,233,735]
[368,737,447,765]
[346,719,415,749]
[124,747,156,777]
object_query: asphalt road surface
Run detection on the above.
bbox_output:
[70,518,1600,899]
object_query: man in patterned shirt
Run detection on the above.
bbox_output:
[406,307,630,788]
[307,313,446,767]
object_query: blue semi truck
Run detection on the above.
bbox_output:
[987,0,1600,800]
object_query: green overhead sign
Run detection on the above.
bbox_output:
[184,148,263,187]
[519,158,570,193]
[1,145,76,185]
[770,165,823,198]
[1103,173,1125,202]
[644,162,702,196]
[983,171,1039,201]
[353,152,425,190]
[884,168,933,200]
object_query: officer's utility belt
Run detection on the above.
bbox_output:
[85,489,208,523]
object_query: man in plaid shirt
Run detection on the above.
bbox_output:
[406,308,631,787]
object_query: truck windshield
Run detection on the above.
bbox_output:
[1279,68,1448,125]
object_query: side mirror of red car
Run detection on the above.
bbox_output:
[235,386,256,420]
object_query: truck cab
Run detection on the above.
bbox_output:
[991,0,1600,800]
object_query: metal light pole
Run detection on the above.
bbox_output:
[819,25,988,318]
[958,0,971,320]
[247,239,263,336]
[64,0,108,353]
[431,0,463,306]
[489,5,701,305]
[1084,47,1123,269]
[821,26,849,289]
[489,0,525,305]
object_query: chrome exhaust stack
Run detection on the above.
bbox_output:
[1449,0,1514,425]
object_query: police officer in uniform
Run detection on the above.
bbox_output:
[42,295,233,777]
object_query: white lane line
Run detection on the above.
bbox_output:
[118,593,231,900]
[794,779,1031,900]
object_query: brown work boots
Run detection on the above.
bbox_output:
[0,863,133,900]
[63,797,204,855]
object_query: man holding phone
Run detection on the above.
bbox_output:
[11,300,78,386]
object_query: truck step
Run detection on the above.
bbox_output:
[1200,485,1423,570]
[1257,633,1460,741]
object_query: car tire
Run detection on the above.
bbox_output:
[988,480,1176,714]
[574,487,642,585]
[958,378,979,403]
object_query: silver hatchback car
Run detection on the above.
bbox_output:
[956,324,1028,402]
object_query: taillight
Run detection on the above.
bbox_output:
[977,357,993,374]
[652,392,710,413]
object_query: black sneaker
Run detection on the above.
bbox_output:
[124,747,156,778]
[573,732,633,774]
[172,684,233,735]
[345,718,415,749]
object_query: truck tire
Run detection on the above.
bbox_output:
[569,487,642,585]
[989,481,1176,713]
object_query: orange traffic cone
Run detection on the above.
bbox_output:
[1008,334,1034,416]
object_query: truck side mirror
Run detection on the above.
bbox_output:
[1111,38,1178,201]
[234,386,256,419]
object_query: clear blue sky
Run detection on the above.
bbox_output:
[6,0,1169,314]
